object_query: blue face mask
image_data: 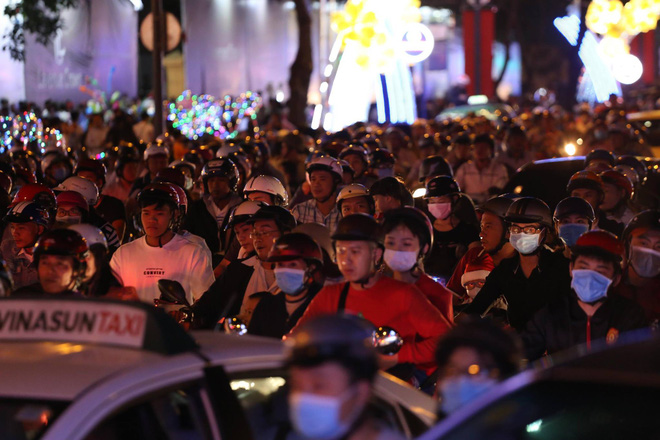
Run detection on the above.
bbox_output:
[571,269,612,303]
[289,391,354,440]
[274,268,306,295]
[559,223,589,247]
[509,232,541,255]
[440,375,498,415]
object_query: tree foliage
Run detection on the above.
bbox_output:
[3,0,77,62]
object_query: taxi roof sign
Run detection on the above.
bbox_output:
[0,297,197,354]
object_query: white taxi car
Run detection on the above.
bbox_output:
[0,297,437,440]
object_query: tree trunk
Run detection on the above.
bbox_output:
[287,0,313,128]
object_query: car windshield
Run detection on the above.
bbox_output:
[0,399,69,440]
[440,380,660,440]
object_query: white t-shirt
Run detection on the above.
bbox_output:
[110,234,215,304]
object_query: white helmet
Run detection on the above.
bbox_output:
[306,156,343,181]
[226,200,263,229]
[68,223,108,250]
[144,143,169,160]
[336,183,369,204]
[55,176,99,206]
[243,175,289,206]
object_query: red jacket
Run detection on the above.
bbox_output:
[294,276,452,369]
[416,273,455,325]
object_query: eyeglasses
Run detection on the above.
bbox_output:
[57,208,82,217]
[509,225,543,234]
[251,230,278,239]
[463,280,486,290]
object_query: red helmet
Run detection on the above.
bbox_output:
[137,182,180,209]
[567,170,603,194]
[12,183,56,211]
[267,232,323,266]
[154,167,187,190]
[599,169,633,199]
[33,229,89,268]
[170,183,188,216]
[574,230,624,261]
[56,191,89,213]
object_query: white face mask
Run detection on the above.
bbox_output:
[509,232,541,255]
[384,249,418,272]
[630,245,660,278]
[289,391,354,440]
[428,202,452,220]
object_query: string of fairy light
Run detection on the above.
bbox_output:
[0,112,66,154]
[167,90,263,140]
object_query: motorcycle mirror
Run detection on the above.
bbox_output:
[373,326,403,356]
[157,279,190,307]
[223,316,248,336]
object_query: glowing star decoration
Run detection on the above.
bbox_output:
[611,53,644,83]
[586,0,624,35]
[622,0,660,34]
[331,0,423,72]
[586,0,660,38]
[167,90,262,141]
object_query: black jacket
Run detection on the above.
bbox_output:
[247,283,321,338]
[522,290,648,361]
[191,259,254,329]
[183,199,221,255]
[462,248,572,331]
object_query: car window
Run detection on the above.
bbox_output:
[0,399,69,440]
[439,380,660,440]
[83,383,213,440]
[229,371,408,440]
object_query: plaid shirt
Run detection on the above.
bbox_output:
[291,198,342,234]
[455,160,508,204]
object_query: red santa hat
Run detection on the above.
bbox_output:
[461,253,495,287]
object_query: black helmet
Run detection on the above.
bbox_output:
[585,149,616,168]
[419,155,453,182]
[370,177,413,207]
[478,196,515,219]
[505,197,553,228]
[368,148,395,168]
[201,158,239,192]
[425,175,460,198]
[622,210,660,243]
[332,213,383,245]
[382,207,434,253]
[33,229,89,268]
[115,145,141,177]
[339,143,370,165]
[267,233,323,266]
[285,314,378,381]
[249,205,297,232]
[553,196,596,224]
